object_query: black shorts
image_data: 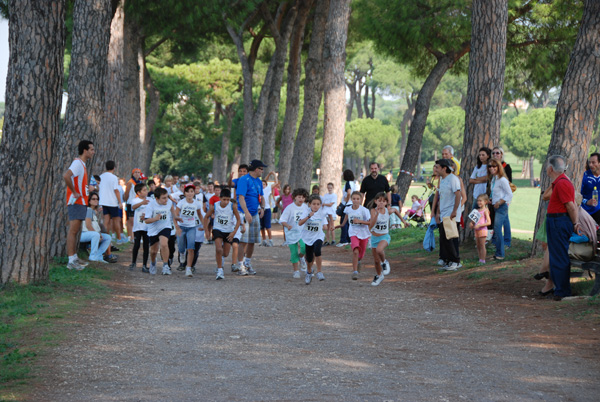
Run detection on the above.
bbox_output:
[126,204,134,219]
[212,229,233,244]
[102,205,122,218]
[149,228,171,246]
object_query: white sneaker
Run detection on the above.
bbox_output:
[305,272,312,285]
[293,270,301,279]
[162,265,172,275]
[238,267,248,276]
[66,261,85,271]
[185,267,193,277]
[149,263,156,275]
[268,239,274,247]
[316,272,325,281]
[440,262,462,271]
[300,257,307,272]
[382,260,391,276]
[231,263,240,272]
[243,259,253,269]
[336,242,347,248]
[371,274,384,286]
[437,259,445,266]
[216,268,224,280]
[75,258,89,267]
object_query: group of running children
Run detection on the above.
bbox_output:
[126,175,407,287]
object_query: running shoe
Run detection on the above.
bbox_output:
[75,258,89,267]
[66,261,85,271]
[128,263,135,271]
[382,260,391,276]
[293,270,301,279]
[247,267,257,275]
[141,265,149,273]
[103,254,118,263]
[300,257,307,272]
[336,242,349,248]
[216,268,224,280]
[185,267,193,278]
[268,239,274,247]
[149,263,156,275]
[231,263,240,272]
[238,267,249,276]
[162,265,172,275]
[351,271,359,280]
[437,259,445,266]
[323,241,330,246]
[177,263,185,271]
[88,257,108,264]
[371,274,384,286]
[316,272,325,281]
[305,272,312,285]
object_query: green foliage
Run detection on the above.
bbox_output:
[345,119,400,168]
[503,108,554,162]
[422,106,465,160]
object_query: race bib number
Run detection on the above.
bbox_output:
[217,215,229,226]
[182,209,195,217]
[294,213,302,222]
[307,220,320,232]
[375,223,388,231]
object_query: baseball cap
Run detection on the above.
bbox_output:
[436,159,454,172]
[184,183,196,191]
[132,168,142,175]
[249,159,268,170]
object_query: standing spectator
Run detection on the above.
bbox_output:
[431,159,462,271]
[492,146,512,247]
[337,169,359,247]
[99,161,126,244]
[487,159,513,260]
[580,152,600,224]
[469,147,491,209]
[124,168,143,243]
[360,162,391,207]
[63,140,95,270]
[545,155,579,301]
[442,145,461,175]
[236,159,267,275]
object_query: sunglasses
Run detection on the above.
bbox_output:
[488,165,498,168]
[90,197,99,200]
[492,152,502,155]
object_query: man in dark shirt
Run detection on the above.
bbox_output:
[360,162,391,207]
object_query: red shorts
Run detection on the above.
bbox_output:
[350,236,369,260]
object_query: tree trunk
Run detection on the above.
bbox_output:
[318,0,351,198]
[346,80,357,121]
[459,0,508,241]
[48,0,112,259]
[0,0,66,284]
[142,61,160,174]
[532,0,600,255]
[521,158,529,179]
[278,0,314,186]
[395,53,463,202]
[218,106,235,184]
[370,87,376,118]
[262,4,299,176]
[529,155,535,187]
[289,0,330,190]
[399,93,416,166]
[355,79,364,118]
[363,84,371,118]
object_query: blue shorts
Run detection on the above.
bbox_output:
[177,226,197,251]
[102,205,122,218]
[371,234,391,249]
[260,208,272,229]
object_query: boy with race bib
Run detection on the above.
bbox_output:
[174,183,204,278]
[143,187,176,275]
[205,188,241,280]
[130,183,150,273]
[298,195,332,285]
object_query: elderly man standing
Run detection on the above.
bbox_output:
[442,145,460,176]
[545,155,579,301]
[236,159,267,275]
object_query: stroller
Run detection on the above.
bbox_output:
[406,186,434,228]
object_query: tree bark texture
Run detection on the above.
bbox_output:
[531,0,600,255]
[48,0,112,258]
[262,3,299,176]
[346,80,356,121]
[318,0,351,198]
[278,0,314,186]
[459,0,508,241]
[395,55,458,202]
[399,93,416,166]
[289,0,330,190]
[218,106,236,184]
[0,0,66,284]
[142,61,160,174]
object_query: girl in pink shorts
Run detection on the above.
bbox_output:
[337,192,371,280]
[469,194,491,264]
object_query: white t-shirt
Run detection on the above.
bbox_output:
[195,207,207,243]
[99,172,120,207]
[344,205,371,239]
[176,199,203,228]
[439,174,462,222]
[144,200,173,236]
[371,208,390,235]
[300,208,328,246]
[470,165,488,199]
[66,158,88,206]
[132,197,148,232]
[213,201,236,233]
[280,202,309,245]
[321,192,337,216]
[262,185,272,209]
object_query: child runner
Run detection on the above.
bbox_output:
[230,199,246,273]
[298,194,331,284]
[143,187,175,275]
[174,183,204,277]
[205,182,216,244]
[390,185,407,229]
[337,192,371,280]
[190,204,206,274]
[205,188,241,280]
[321,182,338,246]
[130,183,150,272]
[278,184,293,212]
[147,179,156,199]
[311,185,320,196]
[469,193,491,264]
[368,192,404,286]
[124,168,143,242]
[260,172,277,247]
[280,188,310,278]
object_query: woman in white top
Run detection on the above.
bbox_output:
[469,147,492,209]
[487,159,513,260]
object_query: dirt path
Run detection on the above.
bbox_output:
[31,228,600,401]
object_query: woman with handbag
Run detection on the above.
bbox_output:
[487,160,513,260]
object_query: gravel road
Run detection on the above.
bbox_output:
[31,231,600,401]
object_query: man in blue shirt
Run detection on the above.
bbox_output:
[236,160,266,275]
[581,152,600,223]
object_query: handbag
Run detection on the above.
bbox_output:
[509,182,517,193]
[336,203,346,217]
[442,216,459,239]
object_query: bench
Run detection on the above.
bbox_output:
[570,259,600,296]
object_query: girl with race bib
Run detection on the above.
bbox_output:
[205,188,241,280]
[368,192,404,286]
[298,195,332,285]
[174,183,204,278]
[336,192,371,281]
[280,188,310,278]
